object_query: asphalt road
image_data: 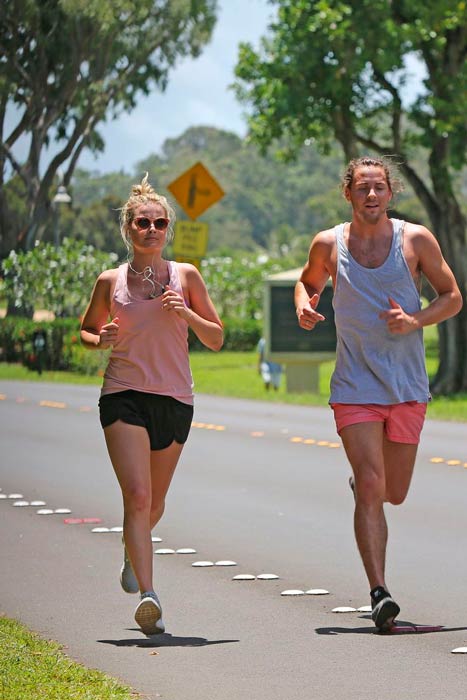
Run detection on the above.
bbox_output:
[1,380,467,700]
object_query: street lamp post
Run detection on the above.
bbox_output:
[52,182,72,247]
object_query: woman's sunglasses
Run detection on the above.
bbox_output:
[133,217,169,231]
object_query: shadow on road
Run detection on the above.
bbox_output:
[316,617,467,635]
[98,632,240,648]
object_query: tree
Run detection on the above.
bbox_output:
[0,0,218,255]
[65,194,125,256]
[234,0,467,393]
[71,168,133,209]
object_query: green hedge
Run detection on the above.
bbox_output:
[188,316,261,351]
[0,317,79,372]
[0,316,262,375]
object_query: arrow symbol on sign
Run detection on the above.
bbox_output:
[188,174,211,208]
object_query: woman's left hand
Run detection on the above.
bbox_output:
[161,288,192,322]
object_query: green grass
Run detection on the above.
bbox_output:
[0,364,102,385]
[0,617,139,700]
[0,351,465,420]
[190,351,331,406]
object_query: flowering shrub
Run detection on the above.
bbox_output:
[200,253,289,321]
[1,238,118,318]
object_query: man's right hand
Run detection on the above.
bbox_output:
[296,294,325,331]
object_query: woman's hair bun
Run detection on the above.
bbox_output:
[131,172,155,197]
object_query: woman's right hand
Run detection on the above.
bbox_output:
[99,317,119,348]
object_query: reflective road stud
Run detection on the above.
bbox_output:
[215,560,237,566]
[155,548,175,555]
[192,561,214,567]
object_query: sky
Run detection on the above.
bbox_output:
[7,0,425,178]
[78,0,275,174]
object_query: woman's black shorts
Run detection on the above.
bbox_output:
[99,390,194,451]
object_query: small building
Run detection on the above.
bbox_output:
[263,268,336,393]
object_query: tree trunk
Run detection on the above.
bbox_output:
[333,113,359,163]
[428,210,467,394]
[6,298,34,319]
[0,186,22,257]
[23,198,51,250]
[427,144,467,394]
[433,309,467,394]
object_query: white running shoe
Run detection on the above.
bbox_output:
[120,545,139,594]
[134,592,165,635]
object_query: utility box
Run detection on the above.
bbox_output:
[263,268,336,393]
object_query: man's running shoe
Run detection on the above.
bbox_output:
[120,544,139,594]
[371,586,400,631]
[134,592,165,636]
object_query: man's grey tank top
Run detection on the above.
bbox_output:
[329,219,430,405]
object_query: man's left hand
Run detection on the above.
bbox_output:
[379,297,420,335]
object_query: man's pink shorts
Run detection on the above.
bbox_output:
[330,401,427,444]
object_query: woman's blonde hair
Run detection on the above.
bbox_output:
[119,173,176,251]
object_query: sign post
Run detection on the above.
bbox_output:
[167,161,224,267]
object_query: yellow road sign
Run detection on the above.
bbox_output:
[173,221,209,258]
[167,161,224,220]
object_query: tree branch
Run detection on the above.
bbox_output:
[372,69,402,153]
[0,141,26,182]
[5,109,31,148]
[39,100,102,200]
[0,40,33,90]
[64,117,98,184]
[398,159,437,209]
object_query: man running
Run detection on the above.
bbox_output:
[294,156,462,631]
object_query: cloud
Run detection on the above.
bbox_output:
[80,0,273,173]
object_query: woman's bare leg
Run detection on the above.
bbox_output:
[149,440,185,530]
[104,421,154,593]
[104,421,185,593]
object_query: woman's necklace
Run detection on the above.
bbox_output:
[128,260,166,299]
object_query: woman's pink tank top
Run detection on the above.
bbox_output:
[101,261,194,405]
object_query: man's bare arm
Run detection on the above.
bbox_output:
[380,225,462,334]
[294,231,334,331]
